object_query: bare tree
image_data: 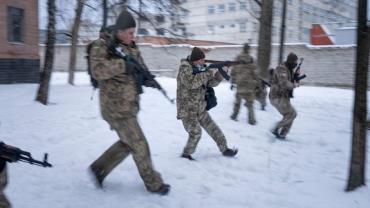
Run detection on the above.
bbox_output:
[346,0,369,192]
[36,0,56,105]
[68,0,86,85]
[257,0,274,80]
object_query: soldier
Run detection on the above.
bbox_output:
[269,53,299,139]
[254,80,268,111]
[0,160,10,208]
[177,47,238,160]
[230,43,259,125]
[88,10,170,195]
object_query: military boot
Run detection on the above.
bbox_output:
[89,165,105,188]
[150,183,171,195]
[222,148,238,157]
[181,153,195,161]
[230,114,238,121]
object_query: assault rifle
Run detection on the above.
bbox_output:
[289,57,306,98]
[109,46,175,104]
[0,142,52,167]
[205,60,249,81]
[293,58,306,83]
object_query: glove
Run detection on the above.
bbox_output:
[230,84,235,90]
[144,79,159,88]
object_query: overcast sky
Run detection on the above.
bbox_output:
[39,0,370,30]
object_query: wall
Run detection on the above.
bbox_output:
[0,0,39,84]
[39,43,369,88]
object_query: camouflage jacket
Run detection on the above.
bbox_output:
[269,63,294,99]
[176,59,223,119]
[90,39,150,121]
[230,53,258,95]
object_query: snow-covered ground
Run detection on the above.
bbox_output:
[0,72,369,208]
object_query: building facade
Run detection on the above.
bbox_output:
[180,0,356,44]
[0,0,40,84]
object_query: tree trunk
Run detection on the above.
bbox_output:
[68,0,85,85]
[103,0,107,28]
[35,0,56,105]
[346,0,369,192]
[257,0,274,80]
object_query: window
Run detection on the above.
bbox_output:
[208,25,215,34]
[220,25,225,29]
[156,28,165,36]
[208,5,215,14]
[239,22,246,32]
[240,2,247,11]
[218,4,225,13]
[230,24,235,28]
[7,6,24,43]
[229,3,236,12]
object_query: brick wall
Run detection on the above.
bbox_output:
[0,0,40,84]
[39,43,370,88]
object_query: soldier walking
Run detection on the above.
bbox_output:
[88,10,170,195]
[177,47,238,160]
[269,53,300,139]
[230,43,259,125]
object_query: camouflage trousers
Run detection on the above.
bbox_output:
[0,165,10,208]
[90,117,163,192]
[270,97,297,136]
[231,92,256,124]
[255,84,267,109]
[181,111,228,155]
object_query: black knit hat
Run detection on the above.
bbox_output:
[190,47,205,61]
[243,43,250,53]
[286,52,298,64]
[115,10,136,31]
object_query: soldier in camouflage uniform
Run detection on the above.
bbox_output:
[269,53,299,139]
[230,43,259,125]
[88,10,170,195]
[0,160,10,208]
[254,80,268,110]
[177,47,238,160]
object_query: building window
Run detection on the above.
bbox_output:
[208,25,215,34]
[7,6,24,43]
[229,3,236,12]
[208,5,215,14]
[156,28,165,36]
[230,24,235,28]
[218,4,225,13]
[239,22,246,32]
[240,2,247,11]
[220,25,225,29]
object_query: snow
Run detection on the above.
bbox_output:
[0,72,369,208]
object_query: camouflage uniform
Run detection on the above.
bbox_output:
[230,52,259,124]
[177,59,229,155]
[0,162,10,208]
[254,81,267,110]
[269,63,297,138]
[89,38,164,192]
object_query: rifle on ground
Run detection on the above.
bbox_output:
[0,142,52,167]
[109,46,175,104]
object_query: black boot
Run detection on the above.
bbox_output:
[150,183,171,195]
[181,153,195,161]
[223,148,238,157]
[89,166,105,188]
[271,128,280,138]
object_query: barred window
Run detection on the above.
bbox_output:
[7,6,24,43]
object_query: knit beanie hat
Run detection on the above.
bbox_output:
[115,10,136,31]
[190,47,205,61]
[286,52,298,64]
[243,43,250,53]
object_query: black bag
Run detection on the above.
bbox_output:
[205,87,217,111]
